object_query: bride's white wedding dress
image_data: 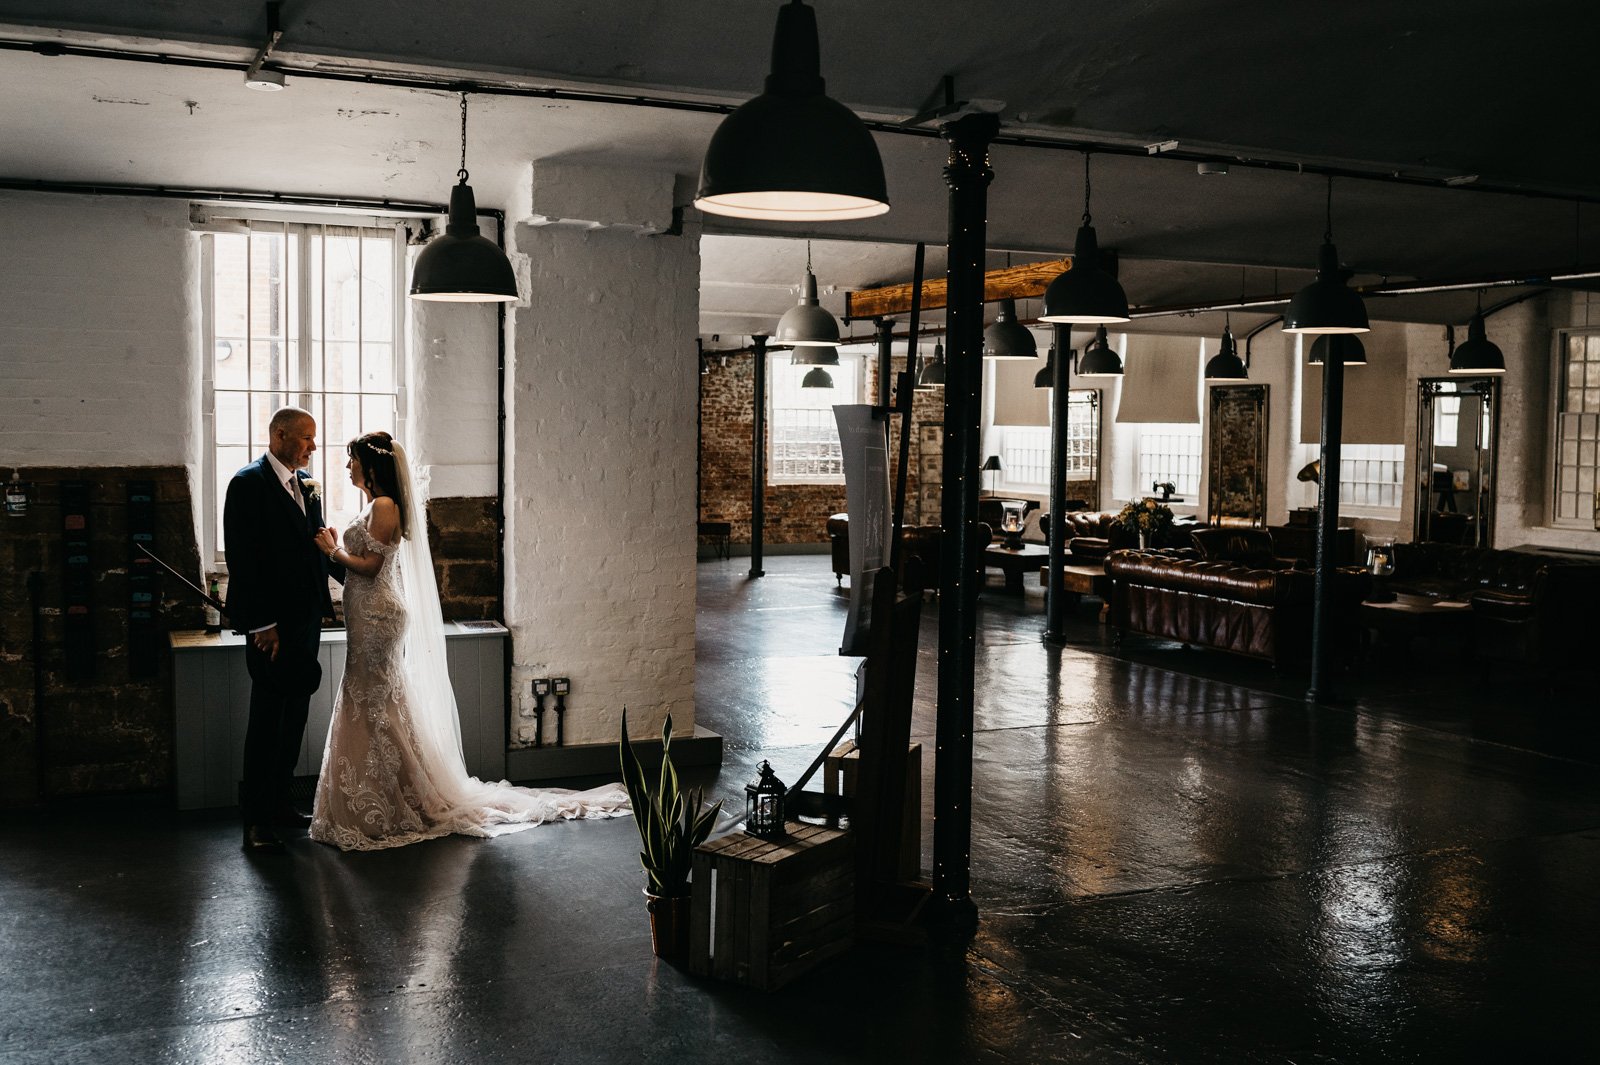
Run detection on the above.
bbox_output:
[311,497,628,852]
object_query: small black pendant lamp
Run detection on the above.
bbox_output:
[983,297,1039,360]
[1204,318,1248,381]
[1042,154,1130,325]
[1450,293,1506,375]
[1307,334,1368,366]
[694,1,889,222]
[801,366,835,388]
[1283,177,1369,335]
[778,241,842,355]
[1034,343,1059,388]
[918,341,947,387]
[409,93,519,303]
[1076,325,1124,377]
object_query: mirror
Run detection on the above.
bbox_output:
[1415,377,1499,546]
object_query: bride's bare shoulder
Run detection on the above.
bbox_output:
[367,496,401,545]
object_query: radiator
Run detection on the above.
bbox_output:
[170,621,508,810]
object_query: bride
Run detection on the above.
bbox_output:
[309,431,628,851]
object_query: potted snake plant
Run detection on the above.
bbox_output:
[619,708,722,959]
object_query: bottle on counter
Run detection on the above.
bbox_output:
[204,576,222,632]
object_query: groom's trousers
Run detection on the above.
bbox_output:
[240,619,322,825]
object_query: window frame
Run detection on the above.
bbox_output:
[993,389,1100,494]
[200,215,410,570]
[1135,422,1204,501]
[765,350,865,486]
[1549,327,1600,529]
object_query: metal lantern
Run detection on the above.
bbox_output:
[744,760,786,840]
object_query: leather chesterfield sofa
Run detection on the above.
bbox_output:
[1387,542,1600,670]
[1047,511,1205,561]
[1105,541,1369,668]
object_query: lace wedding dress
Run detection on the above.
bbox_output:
[311,490,628,852]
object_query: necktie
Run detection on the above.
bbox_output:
[286,474,305,513]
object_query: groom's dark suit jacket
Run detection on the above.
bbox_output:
[224,456,341,689]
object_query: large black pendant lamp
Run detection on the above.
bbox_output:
[1204,318,1248,381]
[918,341,947,387]
[778,241,842,357]
[983,297,1038,360]
[1041,154,1130,325]
[694,1,889,222]
[1450,296,1506,374]
[1076,325,1124,377]
[409,93,519,303]
[1307,334,1368,366]
[1283,177,1369,335]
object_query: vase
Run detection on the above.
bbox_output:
[1138,530,1149,550]
[645,890,691,960]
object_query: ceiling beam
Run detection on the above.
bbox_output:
[845,258,1071,319]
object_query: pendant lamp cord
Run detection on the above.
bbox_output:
[806,240,813,274]
[458,91,470,183]
[1082,152,1093,227]
[1324,174,1334,244]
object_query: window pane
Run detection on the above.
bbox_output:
[213,337,248,390]
[362,236,394,342]
[215,391,249,446]
[363,341,395,393]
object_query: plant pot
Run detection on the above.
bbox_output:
[644,890,691,960]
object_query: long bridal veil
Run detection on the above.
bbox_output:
[390,440,629,836]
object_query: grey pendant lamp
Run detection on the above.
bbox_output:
[1450,296,1506,374]
[913,342,938,391]
[1034,344,1058,388]
[1076,325,1124,377]
[1042,154,1130,325]
[918,341,947,387]
[410,93,519,303]
[983,297,1038,360]
[801,366,835,388]
[1283,177,1369,335]
[693,1,889,222]
[1204,318,1248,381]
[1307,334,1368,366]
[777,241,842,354]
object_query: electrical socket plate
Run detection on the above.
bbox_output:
[552,677,570,695]
[532,678,551,696]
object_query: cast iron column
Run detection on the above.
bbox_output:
[875,317,895,407]
[749,333,768,579]
[932,112,998,926]
[1043,324,1073,643]
[1308,339,1345,700]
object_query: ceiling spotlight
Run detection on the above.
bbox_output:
[244,68,286,91]
[693,0,889,221]
[1076,326,1123,377]
[1041,153,1131,325]
[1283,177,1370,335]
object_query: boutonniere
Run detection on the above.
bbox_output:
[301,477,321,502]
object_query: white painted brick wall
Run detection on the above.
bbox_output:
[505,164,700,746]
[0,192,199,471]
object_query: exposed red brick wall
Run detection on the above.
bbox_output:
[0,467,205,807]
[698,352,945,545]
[425,496,500,621]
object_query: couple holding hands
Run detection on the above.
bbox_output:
[224,407,626,853]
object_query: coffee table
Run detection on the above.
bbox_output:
[1040,561,1112,619]
[1360,592,1473,659]
[983,543,1050,593]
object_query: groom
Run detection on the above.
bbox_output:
[224,407,342,852]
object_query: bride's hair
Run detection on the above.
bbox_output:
[348,431,410,539]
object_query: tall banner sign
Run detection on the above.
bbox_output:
[835,404,892,655]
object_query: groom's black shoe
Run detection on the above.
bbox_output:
[242,823,285,852]
[272,804,312,828]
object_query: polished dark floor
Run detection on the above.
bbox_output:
[4,555,1599,1063]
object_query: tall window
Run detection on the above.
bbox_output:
[1553,329,1600,527]
[1137,423,1203,499]
[203,219,406,564]
[767,352,863,484]
[1290,442,1404,511]
[996,391,1099,490]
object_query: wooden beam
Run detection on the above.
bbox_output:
[845,258,1072,320]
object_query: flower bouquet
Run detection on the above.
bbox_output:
[1114,497,1175,548]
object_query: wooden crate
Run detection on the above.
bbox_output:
[689,822,854,990]
[822,739,921,883]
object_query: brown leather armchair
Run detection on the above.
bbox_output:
[827,514,957,591]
